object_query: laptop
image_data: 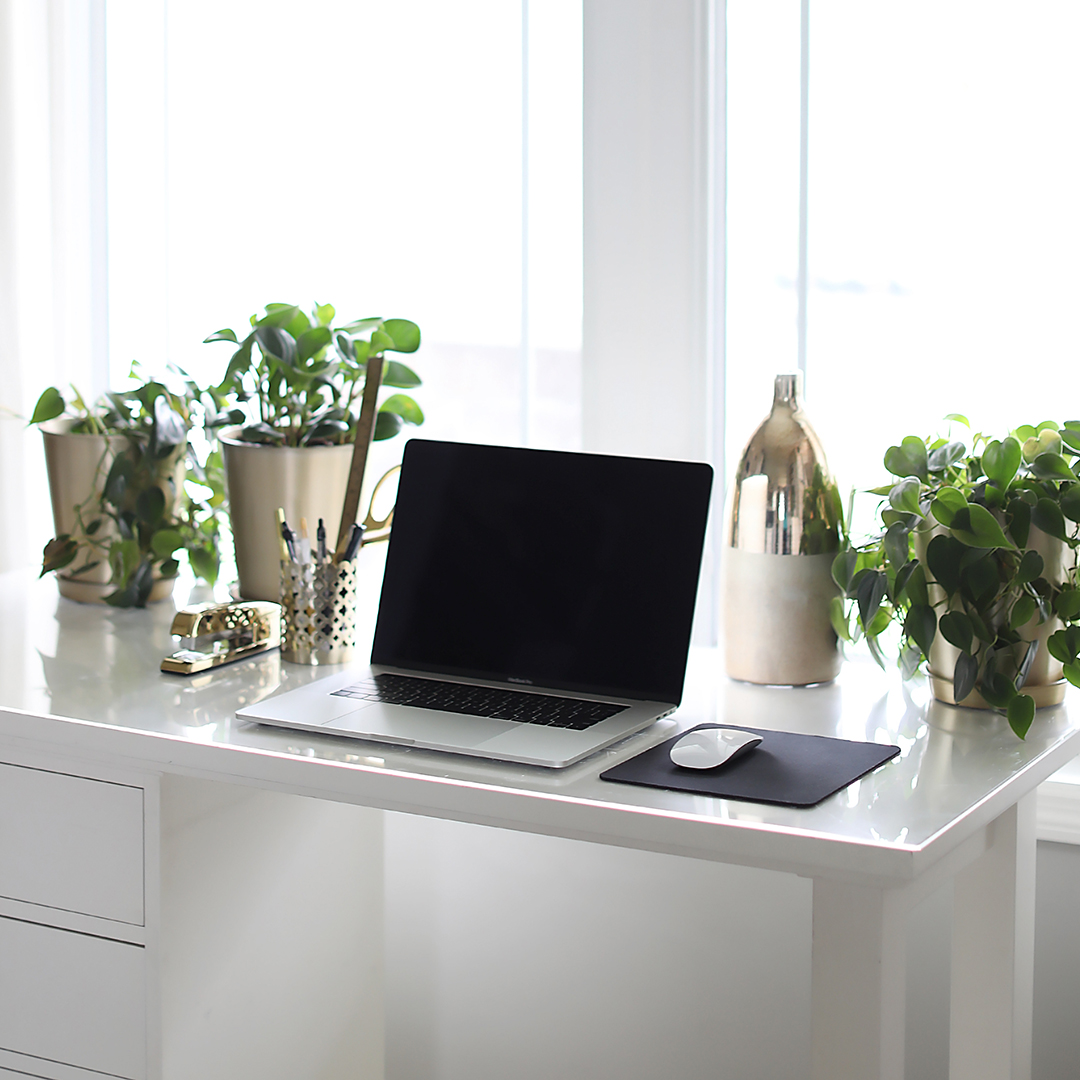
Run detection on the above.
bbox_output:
[237,439,713,767]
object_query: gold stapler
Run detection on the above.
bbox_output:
[161,601,281,675]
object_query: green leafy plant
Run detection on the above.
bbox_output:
[31,369,224,606]
[831,417,1080,738]
[203,302,423,446]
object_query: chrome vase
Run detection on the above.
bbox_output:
[721,373,842,685]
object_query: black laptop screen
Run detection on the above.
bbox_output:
[370,440,713,703]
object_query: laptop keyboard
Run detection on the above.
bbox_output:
[331,674,628,730]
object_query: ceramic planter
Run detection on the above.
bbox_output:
[40,420,181,604]
[220,430,357,602]
[919,524,1066,709]
[722,373,842,685]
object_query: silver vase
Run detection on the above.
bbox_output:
[721,373,842,685]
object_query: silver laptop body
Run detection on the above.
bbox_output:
[237,440,713,768]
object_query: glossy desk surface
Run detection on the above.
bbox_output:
[0,560,1077,885]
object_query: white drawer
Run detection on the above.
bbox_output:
[0,916,145,1079]
[0,762,143,924]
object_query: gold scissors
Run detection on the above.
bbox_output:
[356,465,400,546]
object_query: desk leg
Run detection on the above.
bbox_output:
[811,878,908,1080]
[950,793,1036,1080]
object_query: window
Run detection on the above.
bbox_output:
[106,0,583,464]
[728,1,1080,527]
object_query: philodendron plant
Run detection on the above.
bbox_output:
[830,418,1080,738]
[203,302,423,446]
[31,371,224,606]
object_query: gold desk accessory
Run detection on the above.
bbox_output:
[161,601,281,675]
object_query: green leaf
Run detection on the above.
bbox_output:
[981,438,1021,486]
[900,561,929,605]
[884,437,929,481]
[831,549,857,594]
[1015,424,1038,442]
[189,545,219,585]
[883,521,910,569]
[314,303,335,326]
[1064,661,1080,689]
[150,528,183,558]
[954,651,979,703]
[960,553,999,606]
[829,595,851,642]
[103,454,133,507]
[854,569,888,631]
[1007,694,1035,739]
[901,642,923,679]
[904,604,937,656]
[254,325,297,365]
[1007,498,1032,547]
[931,486,967,527]
[945,413,970,426]
[379,393,424,426]
[1031,452,1076,481]
[381,318,421,353]
[382,360,422,388]
[1061,484,1080,523]
[888,477,923,515]
[939,610,974,653]
[203,328,238,344]
[40,535,78,576]
[927,533,964,594]
[256,304,302,329]
[928,440,966,472]
[339,316,383,334]
[1010,594,1038,630]
[1055,589,1080,619]
[369,328,395,354]
[1032,498,1068,542]
[1015,548,1044,586]
[296,325,333,363]
[373,411,404,441]
[29,386,65,426]
[950,503,1013,549]
[136,486,165,527]
[1060,429,1080,453]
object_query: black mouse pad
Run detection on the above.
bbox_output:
[600,724,901,808]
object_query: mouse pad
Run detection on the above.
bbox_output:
[600,724,900,808]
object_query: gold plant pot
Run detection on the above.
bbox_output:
[722,373,842,685]
[221,430,357,602]
[920,524,1067,709]
[41,420,180,604]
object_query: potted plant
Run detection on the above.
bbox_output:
[830,418,1080,738]
[203,302,423,601]
[31,372,223,607]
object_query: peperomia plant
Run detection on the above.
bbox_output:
[203,302,423,446]
[831,418,1080,738]
[31,370,224,606]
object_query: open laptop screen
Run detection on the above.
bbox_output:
[370,440,713,703]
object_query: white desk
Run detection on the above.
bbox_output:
[0,564,1075,1080]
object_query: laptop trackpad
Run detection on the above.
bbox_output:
[322,701,511,747]
[249,692,371,726]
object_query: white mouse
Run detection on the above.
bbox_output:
[669,727,763,770]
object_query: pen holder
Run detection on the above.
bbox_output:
[279,559,358,665]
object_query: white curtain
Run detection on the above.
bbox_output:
[0,0,107,573]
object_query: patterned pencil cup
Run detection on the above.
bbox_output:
[280,559,358,665]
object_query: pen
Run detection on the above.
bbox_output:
[298,517,311,564]
[342,522,365,562]
[275,508,294,561]
[317,518,327,563]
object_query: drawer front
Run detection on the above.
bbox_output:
[0,762,143,924]
[0,916,145,1079]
